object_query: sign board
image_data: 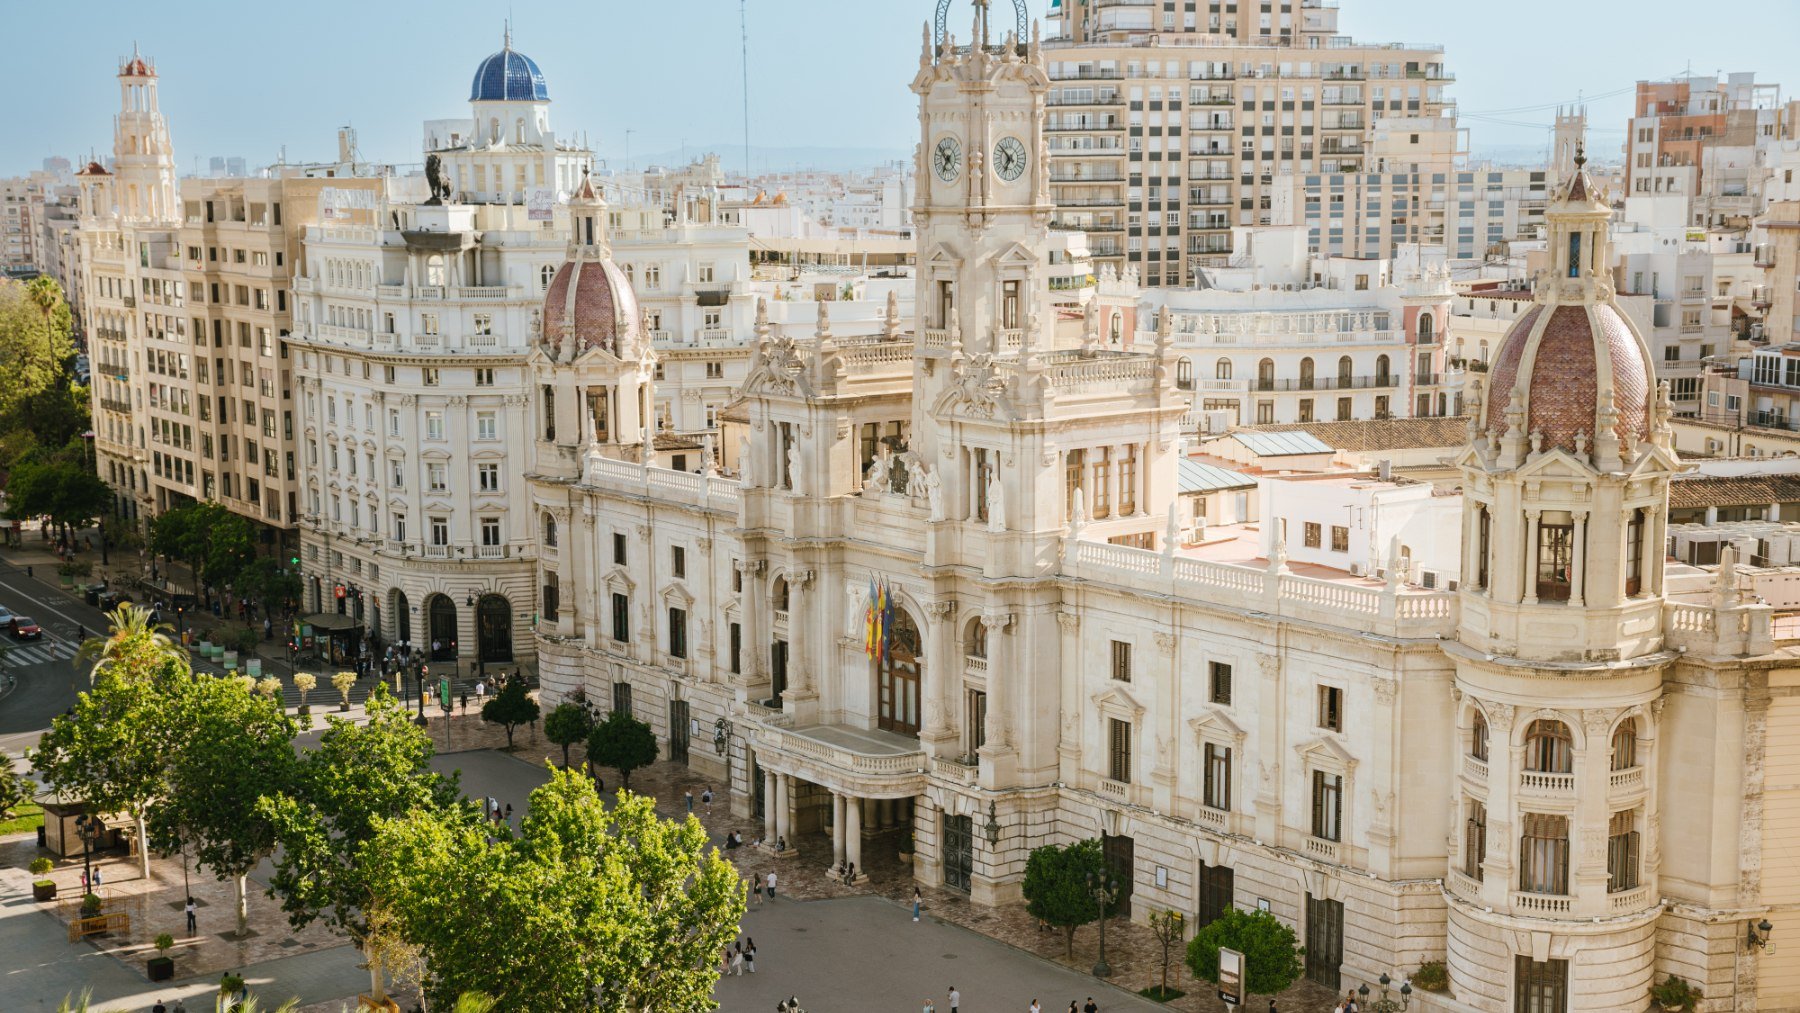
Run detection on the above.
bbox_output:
[319,186,376,221]
[439,677,452,711]
[1219,947,1245,1006]
[527,187,556,221]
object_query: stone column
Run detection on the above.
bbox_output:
[737,559,764,690]
[831,793,847,869]
[979,612,1011,752]
[845,795,864,875]
[762,767,778,844]
[1523,510,1541,605]
[1649,508,1667,596]
[775,773,792,851]
[1570,511,1588,607]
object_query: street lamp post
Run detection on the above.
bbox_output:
[1085,867,1119,978]
[1360,973,1412,1013]
[73,813,103,892]
[416,662,429,725]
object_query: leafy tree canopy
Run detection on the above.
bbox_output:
[1185,907,1305,999]
[365,767,743,1012]
[543,702,593,767]
[1022,837,1117,958]
[586,708,657,788]
[480,679,540,750]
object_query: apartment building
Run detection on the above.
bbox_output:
[1042,0,1456,288]
[1624,72,1792,216]
[0,174,55,276]
[1142,226,1455,428]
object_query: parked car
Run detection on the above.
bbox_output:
[0,606,13,629]
[10,617,41,640]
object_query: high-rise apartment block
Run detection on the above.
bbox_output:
[1043,0,1456,285]
[1624,72,1796,221]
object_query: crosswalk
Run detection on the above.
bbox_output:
[1,638,76,668]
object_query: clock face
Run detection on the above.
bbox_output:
[933,136,962,183]
[994,136,1028,181]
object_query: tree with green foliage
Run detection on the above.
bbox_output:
[480,679,540,750]
[257,686,465,998]
[586,707,658,788]
[149,501,255,596]
[150,675,297,937]
[1185,907,1305,1000]
[235,555,301,616]
[24,276,68,364]
[1022,837,1114,958]
[0,751,33,821]
[0,279,74,428]
[29,606,198,880]
[364,766,744,1011]
[5,457,111,544]
[543,702,593,767]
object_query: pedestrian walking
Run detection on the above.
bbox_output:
[92,867,102,887]
[730,943,745,976]
[1083,998,1098,1013]
[184,897,197,933]
[1267,1000,1278,1013]
[751,874,762,907]
[686,789,695,814]
[745,937,756,972]
[947,986,960,1013]
[912,886,922,922]
[1029,1001,1040,1013]
[766,870,777,899]
[923,1002,935,1013]
[153,1001,167,1013]
[1065,1002,1078,1013]
[702,787,714,815]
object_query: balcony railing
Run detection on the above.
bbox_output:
[423,544,449,559]
[1250,374,1397,392]
[1519,770,1575,794]
[1511,891,1572,914]
[476,544,507,559]
[1608,766,1644,793]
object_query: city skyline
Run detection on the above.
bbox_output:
[4,0,1796,177]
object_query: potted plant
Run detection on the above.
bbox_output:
[333,670,357,711]
[1412,959,1449,993]
[293,672,317,716]
[29,857,55,901]
[219,972,246,1001]
[1650,974,1702,1012]
[148,932,176,981]
[80,892,103,918]
[896,829,914,864]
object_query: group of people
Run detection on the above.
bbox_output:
[719,935,759,976]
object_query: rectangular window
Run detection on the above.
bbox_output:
[1209,661,1232,705]
[729,622,742,673]
[1196,861,1234,929]
[422,366,439,386]
[1464,799,1487,881]
[428,516,449,546]
[1536,521,1575,601]
[612,681,633,717]
[611,593,630,643]
[613,532,627,565]
[1108,718,1132,783]
[1518,813,1570,895]
[1513,957,1568,1013]
[1203,743,1231,810]
[479,517,501,547]
[1311,771,1343,841]
[476,411,497,440]
[671,545,686,579]
[1330,525,1349,552]
[1110,640,1132,682]
[426,412,444,440]
[1606,810,1640,893]
[478,463,500,492]
[427,462,447,492]
[1318,685,1343,731]
[1304,521,1322,548]
[475,367,495,386]
[668,607,688,659]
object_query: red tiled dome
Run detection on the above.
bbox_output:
[542,258,639,356]
[1483,302,1652,453]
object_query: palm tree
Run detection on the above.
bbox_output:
[51,991,297,1013]
[24,275,64,367]
[450,994,498,1013]
[74,604,185,685]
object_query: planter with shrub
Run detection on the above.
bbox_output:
[1650,974,1702,1012]
[29,857,55,901]
[148,932,175,981]
[1412,959,1449,993]
[80,892,103,918]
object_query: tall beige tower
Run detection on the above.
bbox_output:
[1549,106,1588,193]
[111,47,178,224]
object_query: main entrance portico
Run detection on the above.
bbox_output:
[752,723,925,882]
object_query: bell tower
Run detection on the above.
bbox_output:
[113,46,177,224]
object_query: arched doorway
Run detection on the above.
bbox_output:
[878,609,922,737]
[426,594,458,660]
[477,594,513,663]
[392,589,411,647]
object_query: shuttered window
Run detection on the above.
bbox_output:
[1463,799,1487,881]
[1111,640,1132,682]
[1518,813,1569,895]
[1204,743,1231,811]
[1607,809,1640,893]
[1108,718,1132,783]
[1311,771,1342,842]
[1209,661,1232,705]
[1524,720,1572,773]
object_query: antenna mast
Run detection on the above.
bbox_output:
[741,0,752,188]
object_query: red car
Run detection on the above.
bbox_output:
[10,617,41,640]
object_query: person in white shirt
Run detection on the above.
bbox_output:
[947,986,960,1013]
[766,870,777,899]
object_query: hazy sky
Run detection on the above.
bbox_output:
[5,0,1795,177]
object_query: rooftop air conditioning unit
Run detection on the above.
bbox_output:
[1349,562,1364,576]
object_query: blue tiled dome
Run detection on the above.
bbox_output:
[469,46,548,102]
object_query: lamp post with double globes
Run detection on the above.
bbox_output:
[1085,866,1120,978]
[1359,973,1412,1013]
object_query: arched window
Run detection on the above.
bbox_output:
[1477,339,1489,364]
[426,255,446,287]
[1610,718,1638,771]
[514,118,526,144]
[1299,356,1316,390]
[1109,312,1123,344]
[1524,719,1573,773]
[772,576,790,612]
[1375,353,1392,385]
[540,264,556,292]
[1418,313,1435,344]
[965,617,988,659]
[1337,355,1353,386]
[1471,710,1489,761]
[1176,357,1194,390]
[1215,357,1233,380]
[541,513,558,547]
[1257,357,1275,388]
